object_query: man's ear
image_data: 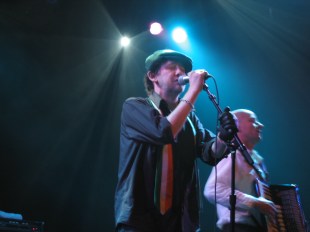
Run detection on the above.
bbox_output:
[147,71,157,82]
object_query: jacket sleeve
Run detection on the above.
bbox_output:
[121,97,175,145]
[190,112,227,165]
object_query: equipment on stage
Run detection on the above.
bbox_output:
[0,210,44,232]
[0,218,44,232]
[256,178,309,232]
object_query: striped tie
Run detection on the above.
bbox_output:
[152,100,174,214]
[159,144,173,214]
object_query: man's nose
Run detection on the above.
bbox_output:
[257,122,264,128]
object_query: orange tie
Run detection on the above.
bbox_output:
[148,98,174,214]
[160,144,173,214]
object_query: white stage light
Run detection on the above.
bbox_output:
[120,36,130,47]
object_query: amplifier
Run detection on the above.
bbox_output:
[0,218,44,232]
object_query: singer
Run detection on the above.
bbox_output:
[114,49,238,232]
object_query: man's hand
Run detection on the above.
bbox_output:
[253,197,279,225]
[218,106,238,142]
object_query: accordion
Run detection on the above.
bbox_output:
[255,178,308,232]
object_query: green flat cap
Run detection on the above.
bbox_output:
[145,49,192,73]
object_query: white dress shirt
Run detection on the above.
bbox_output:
[204,149,268,229]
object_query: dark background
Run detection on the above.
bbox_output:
[1,0,309,231]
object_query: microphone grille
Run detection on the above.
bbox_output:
[178,75,188,85]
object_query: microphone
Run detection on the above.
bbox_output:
[178,73,213,85]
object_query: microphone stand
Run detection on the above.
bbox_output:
[203,84,254,232]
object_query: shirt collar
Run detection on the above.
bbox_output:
[148,91,164,109]
[148,91,180,111]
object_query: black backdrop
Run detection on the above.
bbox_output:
[1,0,310,231]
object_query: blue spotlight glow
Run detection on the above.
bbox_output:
[149,22,163,35]
[172,27,188,43]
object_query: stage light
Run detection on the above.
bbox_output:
[149,22,163,35]
[120,36,130,47]
[172,27,188,43]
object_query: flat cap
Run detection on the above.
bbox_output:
[145,49,192,73]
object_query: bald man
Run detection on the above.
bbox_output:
[204,109,278,232]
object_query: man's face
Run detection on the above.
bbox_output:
[155,61,186,94]
[238,112,264,145]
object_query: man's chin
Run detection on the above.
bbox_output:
[174,86,184,94]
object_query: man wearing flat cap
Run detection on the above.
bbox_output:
[114,49,238,231]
